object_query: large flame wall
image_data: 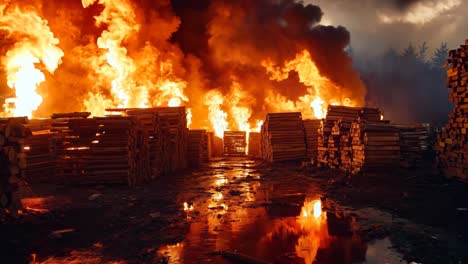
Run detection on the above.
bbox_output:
[0,0,366,137]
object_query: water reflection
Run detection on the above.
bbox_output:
[159,159,401,264]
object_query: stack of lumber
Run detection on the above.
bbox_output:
[50,113,144,186]
[223,131,247,156]
[208,132,223,157]
[156,107,188,173]
[23,119,54,183]
[187,130,208,167]
[248,132,261,157]
[303,119,321,161]
[435,39,468,180]
[395,123,433,168]
[316,120,328,166]
[350,121,400,174]
[260,112,305,162]
[0,117,28,216]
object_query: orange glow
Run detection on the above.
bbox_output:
[183,202,194,212]
[263,50,359,119]
[0,4,63,118]
[204,90,228,138]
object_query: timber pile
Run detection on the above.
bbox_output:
[260,112,305,162]
[0,117,29,217]
[395,123,433,168]
[350,121,400,174]
[208,132,223,157]
[224,131,246,156]
[316,120,328,166]
[248,132,261,157]
[436,39,468,179]
[156,107,188,173]
[51,113,144,186]
[303,119,321,161]
[187,130,208,167]
[23,119,54,183]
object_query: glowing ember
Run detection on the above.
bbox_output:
[183,202,194,211]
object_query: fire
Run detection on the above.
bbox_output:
[204,90,228,138]
[0,4,63,118]
[263,50,358,119]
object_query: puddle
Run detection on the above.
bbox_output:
[158,159,405,264]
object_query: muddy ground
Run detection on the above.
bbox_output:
[1,157,467,263]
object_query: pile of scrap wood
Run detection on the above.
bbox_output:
[260,112,305,162]
[0,117,29,217]
[248,132,261,157]
[187,130,209,167]
[436,39,468,179]
[24,119,55,183]
[303,119,321,162]
[50,113,145,186]
[350,121,400,174]
[157,107,188,172]
[395,123,433,168]
[224,131,246,156]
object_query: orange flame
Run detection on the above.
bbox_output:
[0,4,63,118]
[204,90,228,138]
[263,50,357,119]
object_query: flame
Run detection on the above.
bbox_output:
[0,4,64,118]
[186,108,193,128]
[204,90,228,138]
[263,50,358,119]
[380,114,384,120]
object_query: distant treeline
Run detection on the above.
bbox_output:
[349,42,452,126]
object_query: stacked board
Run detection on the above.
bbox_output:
[187,130,208,167]
[0,117,29,217]
[303,119,321,162]
[157,107,188,173]
[395,123,433,168]
[260,112,305,162]
[436,39,468,180]
[248,132,261,157]
[208,132,223,157]
[50,113,144,186]
[350,121,400,174]
[224,131,246,156]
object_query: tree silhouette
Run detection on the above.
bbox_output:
[431,42,449,68]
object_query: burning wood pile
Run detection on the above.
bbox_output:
[260,112,306,162]
[436,39,468,180]
[187,130,208,168]
[350,121,400,174]
[51,113,145,186]
[223,131,247,156]
[248,132,261,157]
[395,123,433,168]
[303,119,321,162]
[24,119,55,183]
[0,117,28,216]
[208,132,223,157]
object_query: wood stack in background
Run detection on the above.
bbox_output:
[23,119,54,183]
[350,121,400,174]
[156,107,188,173]
[187,130,208,167]
[260,112,305,162]
[248,132,261,157]
[395,123,433,168]
[208,132,223,158]
[436,39,468,180]
[0,117,29,216]
[224,131,246,156]
[316,120,329,166]
[303,119,321,162]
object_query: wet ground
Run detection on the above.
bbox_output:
[1,157,468,263]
